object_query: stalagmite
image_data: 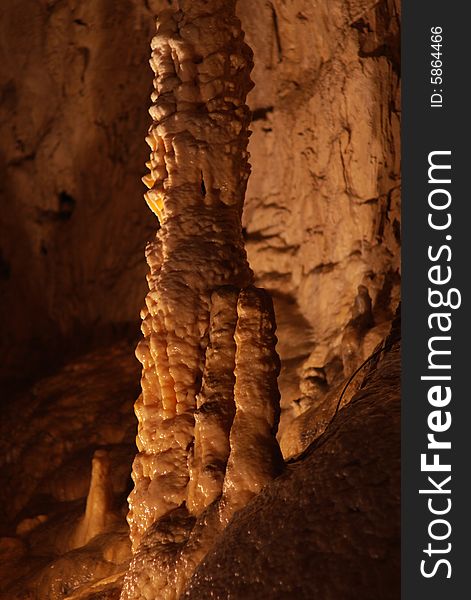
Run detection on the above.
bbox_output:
[122,1,282,598]
[221,287,281,517]
[72,450,115,550]
[186,287,239,515]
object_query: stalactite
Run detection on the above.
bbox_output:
[122,1,282,597]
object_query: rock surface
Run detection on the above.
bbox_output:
[184,330,400,600]
[0,0,156,383]
[0,0,400,413]
[238,0,401,431]
[0,0,401,598]
[0,344,139,599]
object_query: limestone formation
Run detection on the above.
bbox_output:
[0,0,401,598]
[71,450,116,550]
[123,1,282,596]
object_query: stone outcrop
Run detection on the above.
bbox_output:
[183,325,401,600]
[123,2,283,597]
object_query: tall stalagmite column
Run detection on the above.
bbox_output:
[123,1,282,597]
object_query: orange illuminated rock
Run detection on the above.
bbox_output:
[123,0,282,597]
[72,450,116,550]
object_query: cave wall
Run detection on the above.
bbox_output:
[0,1,400,598]
[0,0,400,390]
[240,0,400,336]
[0,0,156,382]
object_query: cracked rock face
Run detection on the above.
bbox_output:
[237,0,401,435]
[0,0,157,383]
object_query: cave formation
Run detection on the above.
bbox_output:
[123,4,282,595]
[0,1,401,599]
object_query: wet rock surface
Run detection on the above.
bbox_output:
[184,333,400,600]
